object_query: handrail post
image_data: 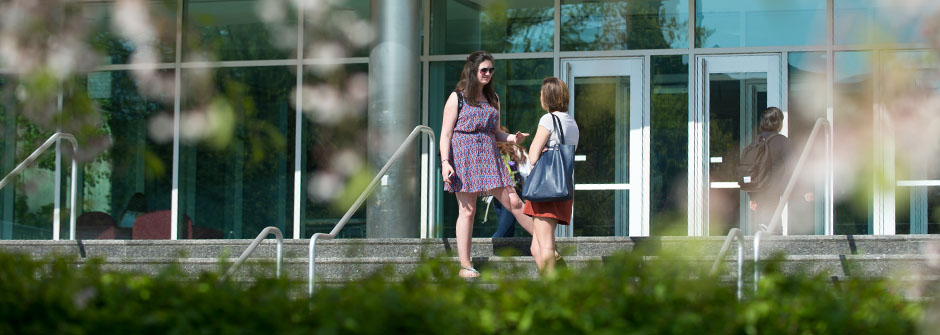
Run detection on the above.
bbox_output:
[427,137,436,238]
[736,231,743,300]
[754,230,762,293]
[309,232,331,295]
[222,227,284,280]
[0,132,79,241]
[710,228,745,300]
[308,125,435,295]
[69,157,78,240]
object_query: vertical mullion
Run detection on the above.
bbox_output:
[781,51,789,235]
[420,0,432,237]
[53,93,63,240]
[689,0,695,50]
[687,0,700,236]
[642,54,651,236]
[825,0,835,235]
[553,0,560,77]
[293,1,304,239]
[871,50,885,235]
[171,0,184,240]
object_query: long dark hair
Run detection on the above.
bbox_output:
[455,50,498,110]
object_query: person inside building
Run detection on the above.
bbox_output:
[748,106,791,233]
[439,50,541,278]
[490,126,531,238]
[523,77,580,274]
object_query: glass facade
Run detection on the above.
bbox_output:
[2,0,938,239]
[833,51,873,235]
[884,51,940,235]
[0,76,57,239]
[834,0,935,45]
[430,0,554,54]
[650,55,688,236]
[83,0,178,65]
[79,70,174,240]
[186,0,296,61]
[561,0,689,50]
[695,0,826,48]
[787,52,827,235]
[178,66,296,239]
[302,64,370,238]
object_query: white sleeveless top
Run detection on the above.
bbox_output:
[537,112,579,147]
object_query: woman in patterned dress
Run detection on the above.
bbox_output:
[439,51,543,278]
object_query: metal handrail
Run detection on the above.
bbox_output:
[309,125,436,295]
[222,226,284,280]
[753,118,831,292]
[0,132,78,241]
[710,228,745,300]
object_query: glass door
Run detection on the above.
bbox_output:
[882,50,940,234]
[692,54,781,236]
[559,58,647,237]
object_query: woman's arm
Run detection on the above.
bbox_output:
[496,129,530,143]
[527,125,551,166]
[439,92,459,182]
[494,107,530,144]
[494,105,510,142]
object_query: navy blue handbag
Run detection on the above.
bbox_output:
[522,113,575,202]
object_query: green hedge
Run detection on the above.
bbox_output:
[0,251,925,334]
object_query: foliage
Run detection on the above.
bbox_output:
[0,250,925,335]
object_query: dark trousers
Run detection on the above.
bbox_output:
[491,200,517,238]
[753,193,782,234]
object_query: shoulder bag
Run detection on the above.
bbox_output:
[522,113,575,202]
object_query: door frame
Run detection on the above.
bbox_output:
[691,54,782,236]
[559,57,649,237]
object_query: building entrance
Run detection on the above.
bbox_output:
[692,54,783,236]
[559,58,648,237]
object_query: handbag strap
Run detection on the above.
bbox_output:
[453,90,463,116]
[549,113,566,145]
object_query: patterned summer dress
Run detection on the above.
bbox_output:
[444,91,515,194]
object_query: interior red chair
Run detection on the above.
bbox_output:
[76,211,121,240]
[131,210,194,239]
[191,226,224,239]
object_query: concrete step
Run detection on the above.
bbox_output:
[68,254,935,283]
[3,235,939,259]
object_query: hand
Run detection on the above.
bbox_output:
[441,161,455,184]
[512,131,529,144]
[749,200,757,211]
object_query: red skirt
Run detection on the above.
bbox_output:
[523,199,573,225]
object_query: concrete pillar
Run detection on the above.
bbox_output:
[367,0,420,238]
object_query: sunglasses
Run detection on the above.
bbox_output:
[478,67,495,74]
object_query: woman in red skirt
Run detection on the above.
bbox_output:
[524,77,580,274]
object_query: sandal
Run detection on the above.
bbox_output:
[554,250,568,269]
[458,267,480,278]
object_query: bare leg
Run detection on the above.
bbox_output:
[490,186,541,261]
[532,216,558,274]
[455,192,478,277]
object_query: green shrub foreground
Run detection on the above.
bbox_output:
[0,250,926,335]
